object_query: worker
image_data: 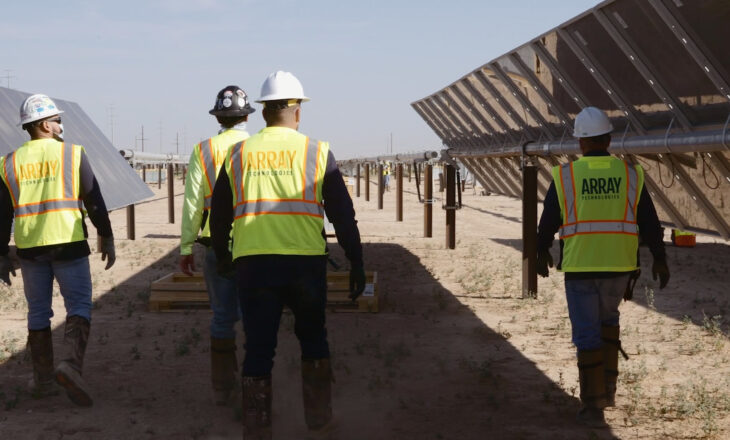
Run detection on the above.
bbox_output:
[383,163,390,192]
[0,94,115,407]
[209,71,365,439]
[179,85,255,407]
[536,106,669,427]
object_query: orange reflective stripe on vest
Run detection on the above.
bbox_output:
[558,161,639,239]
[231,137,323,219]
[199,138,217,210]
[3,142,82,217]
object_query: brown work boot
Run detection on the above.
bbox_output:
[242,375,272,440]
[211,337,238,406]
[577,349,608,428]
[302,358,335,439]
[27,327,59,398]
[54,315,93,407]
[601,326,621,407]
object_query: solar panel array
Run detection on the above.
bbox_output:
[412,0,730,239]
[0,87,153,211]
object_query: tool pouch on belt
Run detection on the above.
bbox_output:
[623,269,641,301]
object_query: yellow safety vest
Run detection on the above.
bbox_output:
[552,156,644,272]
[193,130,248,236]
[224,126,329,259]
[0,139,85,249]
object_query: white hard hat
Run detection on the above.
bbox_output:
[573,106,613,138]
[19,94,63,126]
[256,71,310,103]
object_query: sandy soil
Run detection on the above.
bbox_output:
[0,171,728,440]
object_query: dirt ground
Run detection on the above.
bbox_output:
[0,170,728,440]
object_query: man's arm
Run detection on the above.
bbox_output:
[78,150,112,237]
[637,186,666,261]
[209,166,234,264]
[321,150,362,266]
[0,181,14,256]
[180,145,206,256]
[537,182,561,254]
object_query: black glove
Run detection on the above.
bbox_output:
[217,254,234,280]
[536,251,553,278]
[349,265,366,301]
[100,236,116,270]
[652,258,670,289]
[0,255,16,286]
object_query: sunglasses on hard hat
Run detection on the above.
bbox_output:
[46,117,62,124]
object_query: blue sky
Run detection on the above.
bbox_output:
[1,0,598,159]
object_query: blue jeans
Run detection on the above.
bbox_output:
[203,247,240,339]
[565,274,629,351]
[20,256,92,330]
[238,264,329,377]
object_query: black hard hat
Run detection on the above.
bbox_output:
[209,85,256,117]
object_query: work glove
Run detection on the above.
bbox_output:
[652,258,670,289]
[0,255,16,286]
[179,255,196,276]
[216,253,234,280]
[349,265,366,301]
[100,236,116,270]
[536,251,553,278]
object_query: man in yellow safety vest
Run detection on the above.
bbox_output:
[210,71,366,440]
[536,106,670,427]
[0,94,115,407]
[180,85,254,408]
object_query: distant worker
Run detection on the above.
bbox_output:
[210,71,365,439]
[180,85,255,407]
[0,94,115,407]
[383,163,390,192]
[536,106,669,427]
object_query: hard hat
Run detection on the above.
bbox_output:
[209,85,256,117]
[256,71,310,103]
[573,106,613,138]
[19,94,63,126]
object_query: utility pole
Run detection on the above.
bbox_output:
[159,119,163,153]
[175,132,179,155]
[390,132,393,154]
[2,69,16,89]
[136,125,148,152]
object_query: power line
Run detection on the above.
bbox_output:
[2,69,16,89]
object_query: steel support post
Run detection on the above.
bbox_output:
[522,164,538,298]
[424,164,433,238]
[183,166,187,185]
[126,204,136,240]
[356,163,361,197]
[408,163,411,182]
[377,163,384,210]
[167,163,175,224]
[396,163,403,222]
[158,165,162,189]
[445,164,456,249]
[142,166,146,183]
[364,163,370,201]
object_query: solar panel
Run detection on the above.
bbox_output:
[413,0,730,239]
[0,87,153,210]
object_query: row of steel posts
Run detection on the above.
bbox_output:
[124,163,186,240]
[354,159,538,298]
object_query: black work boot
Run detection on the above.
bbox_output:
[302,358,335,439]
[211,337,238,406]
[576,349,608,428]
[27,327,59,397]
[54,315,93,407]
[601,326,621,407]
[242,375,272,440]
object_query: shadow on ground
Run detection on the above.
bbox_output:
[491,237,730,339]
[0,241,621,439]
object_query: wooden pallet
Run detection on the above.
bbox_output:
[149,271,379,313]
[325,271,378,313]
[148,272,208,312]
